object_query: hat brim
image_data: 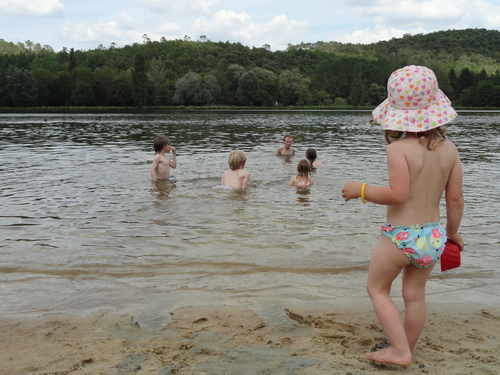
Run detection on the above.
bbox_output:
[372,89,458,132]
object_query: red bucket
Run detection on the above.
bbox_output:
[441,238,462,272]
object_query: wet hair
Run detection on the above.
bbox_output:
[153,137,171,154]
[296,159,312,177]
[228,150,247,170]
[384,128,446,150]
[306,148,317,162]
[283,134,293,142]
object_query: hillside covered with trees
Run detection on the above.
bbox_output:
[1,28,499,109]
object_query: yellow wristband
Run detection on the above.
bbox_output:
[361,183,368,204]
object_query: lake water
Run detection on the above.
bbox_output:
[1,111,499,329]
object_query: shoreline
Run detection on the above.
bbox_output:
[1,107,500,114]
[1,301,499,375]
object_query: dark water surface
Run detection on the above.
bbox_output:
[1,111,499,328]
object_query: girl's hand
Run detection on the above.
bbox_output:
[342,182,362,201]
[447,232,465,251]
[171,146,177,155]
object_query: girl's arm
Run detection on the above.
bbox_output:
[445,153,464,248]
[342,143,409,205]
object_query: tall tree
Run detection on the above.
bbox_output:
[200,74,221,105]
[147,57,167,105]
[278,68,310,106]
[349,64,364,106]
[132,53,148,108]
[448,68,459,99]
[32,68,54,106]
[6,66,38,106]
[70,67,95,106]
[458,68,476,93]
[236,71,258,105]
[223,64,246,104]
[172,71,203,105]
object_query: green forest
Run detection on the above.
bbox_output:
[1,28,500,109]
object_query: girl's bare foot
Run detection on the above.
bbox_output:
[366,346,412,366]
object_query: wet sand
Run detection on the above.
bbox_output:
[1,301,499,375]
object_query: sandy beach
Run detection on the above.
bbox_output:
[1,301,498,375]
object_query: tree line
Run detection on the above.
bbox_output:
[1,28,500,109]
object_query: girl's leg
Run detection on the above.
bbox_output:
[365,236,413,366]
[402,263,434,352]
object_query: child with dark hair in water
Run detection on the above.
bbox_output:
[150,137,177,181]
[306,148,322,167]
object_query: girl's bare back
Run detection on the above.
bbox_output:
[386,134,461,225]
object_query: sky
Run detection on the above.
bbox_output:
[1,0,500,52]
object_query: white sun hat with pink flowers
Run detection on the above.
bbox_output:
[372,65,458,132]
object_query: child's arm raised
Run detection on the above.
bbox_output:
[169,147,177,169]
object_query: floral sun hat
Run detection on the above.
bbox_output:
[372,65,458,132]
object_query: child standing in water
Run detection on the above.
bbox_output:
[219,150,250,190]
[289,159,314,188]
[342,66,464,366]
[275,134,296,156]
[150,136,177,181]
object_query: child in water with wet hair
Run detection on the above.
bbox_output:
[150,136,177,181]
[289,159,314,188]
[306,148,322,167]
[218,150,250,190]
[342,65,464,366]
[275,134,296,156]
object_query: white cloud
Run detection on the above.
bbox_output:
[334,26,425,44]
[324,0,500,44]
[190,0,220,16]
[456,0,500,29]
[192,11,307,49]
[132,0,219,17]
[154,22,184,39]
[59,21,142,47]
[339,0,500,29]
[1,0,499,52]
[118,13,136,30]
[0,0,64,17]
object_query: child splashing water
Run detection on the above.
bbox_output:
[342,65,464,366]
[289,159,314,188]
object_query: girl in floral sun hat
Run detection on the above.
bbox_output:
[342,65,464,366]
[373,65,457,132]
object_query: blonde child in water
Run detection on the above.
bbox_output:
[342,65,464,366]
[150,136,177,181]
[289,159,314,188]
[219,150,250,190]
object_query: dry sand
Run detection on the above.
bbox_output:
[1,301,498,375]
